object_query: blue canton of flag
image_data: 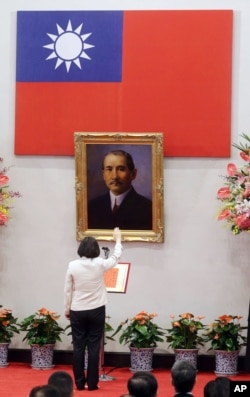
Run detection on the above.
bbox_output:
[16,11,123,82]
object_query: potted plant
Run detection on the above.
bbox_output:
[20,307,66,369]
[0,305,20,367]
[112,310,165,372]
[203,314,247,375]
[166,312,206,369]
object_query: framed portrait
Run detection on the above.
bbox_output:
[104,262,130,293]
[75,132,164,242]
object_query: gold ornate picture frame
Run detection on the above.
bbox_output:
[75,132,164,242]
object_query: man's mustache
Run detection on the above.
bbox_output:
[109,180,122,185]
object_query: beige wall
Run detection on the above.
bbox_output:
[0,0,249,354]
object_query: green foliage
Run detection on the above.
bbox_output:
[104,316,115,344]
[166,313,206,349]
[232,133,250,153]
[20,308,66,347]
[203,314,247,352]
[112,311,165,348]
[0,305,20,343]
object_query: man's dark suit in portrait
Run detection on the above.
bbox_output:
[88,150,152,230]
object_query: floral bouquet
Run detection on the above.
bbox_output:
[217,133,250,234]
[0,158,21,225]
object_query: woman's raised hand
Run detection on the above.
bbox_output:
[113,227,122,243]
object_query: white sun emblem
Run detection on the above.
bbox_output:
[43,19,95,72]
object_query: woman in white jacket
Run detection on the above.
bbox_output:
[64,227,122,391]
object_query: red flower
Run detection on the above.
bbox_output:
[217,187,230,199]
[235,214,250,230]
[240,152,250,162]
[218,209,230,220]
[0,175,9,186]
[242,188,250,199]
[227,163,237,176]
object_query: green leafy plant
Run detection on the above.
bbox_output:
[203,314,247,351]
[104,316,115,344]
[112,310,165,348]
[0,305,20,343]
[166,312,206,349]
[20,307,66,347]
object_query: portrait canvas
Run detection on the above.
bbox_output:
[75,133,164,242]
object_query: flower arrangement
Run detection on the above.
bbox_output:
[166,312,206,349]
[0,157,21,226]
[0,305,20,343]
[217,133,250,234]
[20,307,66,347]
[112,310,165,348]
[203,314,247,352]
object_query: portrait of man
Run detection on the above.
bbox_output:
[87,146,152,230]
[74,132,164,242]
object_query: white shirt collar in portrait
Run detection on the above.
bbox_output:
[110,188,131,210]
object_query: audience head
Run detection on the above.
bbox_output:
[48,370,74,397]
[204,377,230,397]
[29,385,61,397]
[171,360,196,393]
[127,371,158,397]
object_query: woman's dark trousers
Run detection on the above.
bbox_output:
[70,305,105,390]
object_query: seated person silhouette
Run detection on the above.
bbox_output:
[88,150,152,230]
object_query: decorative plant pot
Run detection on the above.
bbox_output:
[129,347,155,372]
[31,344,55,369]
[174,349,199,370]
[214,350,239,376]
[0,343,9,368]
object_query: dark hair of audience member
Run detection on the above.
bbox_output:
[48,370,74,397]
[204,377,230,397]
[127,371,158,397]
[171,360,196,393]
[29,384,61,397]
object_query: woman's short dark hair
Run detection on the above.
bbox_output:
[77,236,100,258]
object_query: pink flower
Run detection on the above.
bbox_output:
[218,209,231,220]
[0,175,9,186]
[217,187,230,199]
[235,214,250,230]
[0,213,8,225]
[243,188,250,199]
[240,152,250,162]
[227,163,237,176]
